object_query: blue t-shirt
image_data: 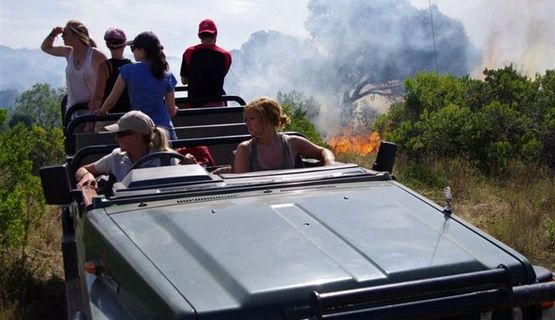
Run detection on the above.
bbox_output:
[120,63,177,132]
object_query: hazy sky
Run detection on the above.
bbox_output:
[1,0,554,74]
[0,0,310,55]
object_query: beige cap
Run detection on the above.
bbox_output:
[105,110,154,135]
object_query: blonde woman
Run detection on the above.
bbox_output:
[75,111,194,188]
[41,20,107,111]
[234,97,335,173]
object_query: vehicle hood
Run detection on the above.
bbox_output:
[108,180,531,316]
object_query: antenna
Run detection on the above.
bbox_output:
[443,186,452,215]
[428,0,439,74]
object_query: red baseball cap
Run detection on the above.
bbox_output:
[198,19,217,35]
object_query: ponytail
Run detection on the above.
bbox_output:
[143,44,168,80]
[149,126,171,151]
[245,97,290,133]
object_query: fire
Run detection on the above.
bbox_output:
[328,128,381,155]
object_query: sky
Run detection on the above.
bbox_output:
[1,0,553,76]
[0,0,310,56]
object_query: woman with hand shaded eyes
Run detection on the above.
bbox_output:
[41,20,107,111]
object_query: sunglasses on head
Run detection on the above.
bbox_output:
[115,130,132,138]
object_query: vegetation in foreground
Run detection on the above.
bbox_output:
[0,66,553,318]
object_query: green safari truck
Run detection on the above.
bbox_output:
[40,104,554,319]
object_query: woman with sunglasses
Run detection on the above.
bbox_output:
[98,31,179,140]
[41,20,107,111]
[75,111,194,189]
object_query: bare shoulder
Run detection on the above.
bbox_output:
[287,134,313,147]
[237,139,252,151]
[92,48,108,62]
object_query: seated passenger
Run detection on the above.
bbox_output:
[76,110,195,188]
[233,97,335,173]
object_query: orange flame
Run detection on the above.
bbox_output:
[328,128,381,155]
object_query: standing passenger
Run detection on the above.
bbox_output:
[89,28,131,116]
[41,20,107,112]
[180,19,232,107]
[99,31,178,140]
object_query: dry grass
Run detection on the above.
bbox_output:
[0,206,65,320]
[337,152,555,271]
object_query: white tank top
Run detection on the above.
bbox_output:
[65,47,97,110]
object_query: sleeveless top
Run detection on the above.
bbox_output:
[250,133,295,171]
[65,47,97,110]
[104,58,131,113]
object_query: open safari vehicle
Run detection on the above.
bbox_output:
[40,94,555,320]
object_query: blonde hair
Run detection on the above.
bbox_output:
[142,127,172,151]
[244,97,290,133]
[65,20,97,47]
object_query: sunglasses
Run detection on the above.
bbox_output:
[115,130,133,138]
[130,45,139,51]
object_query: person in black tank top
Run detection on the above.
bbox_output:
[233,97,336,173]
[104,57,131,113]
[88,28,131,124]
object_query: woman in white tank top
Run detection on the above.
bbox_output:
[41,20,107,111]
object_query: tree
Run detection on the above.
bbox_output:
[376,67,555,172]
[229,1,478,130]
[0,88,19,110]
[10,83,65,128]
[304,0,477,105]
[278,90,325,146]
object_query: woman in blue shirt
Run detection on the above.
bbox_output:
[99,31,178,140]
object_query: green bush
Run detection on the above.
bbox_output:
[380,66,555,173]
[0,125,44,248]
[278,91,325,146]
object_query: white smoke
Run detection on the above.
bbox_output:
[226,0,477,136]
[411,0,555,76]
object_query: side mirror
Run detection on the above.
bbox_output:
[39,165,72,205]
[372,141,397,174]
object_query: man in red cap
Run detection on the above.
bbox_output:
[180,19,232,108]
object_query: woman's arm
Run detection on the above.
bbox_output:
[41,27,70,57]
[99,75,125,115]
[290,136,336,166]
[89,61,109,113]
[165,90,178,117]
[75,163,102,207]
[233,141,251,173]
[75,163,100,188]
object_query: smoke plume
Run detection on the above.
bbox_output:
[226,0,477,136]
